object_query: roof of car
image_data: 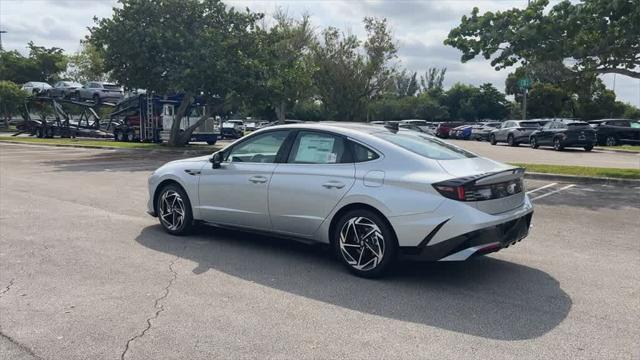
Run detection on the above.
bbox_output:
[264,121,401,135]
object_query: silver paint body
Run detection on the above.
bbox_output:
[147,123,533,259]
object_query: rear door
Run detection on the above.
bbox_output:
[268,131,355,237]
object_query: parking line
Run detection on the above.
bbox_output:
[526,182,557,195]
[530,184,575,201]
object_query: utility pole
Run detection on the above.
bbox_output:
[0,30,6,51]
[522,88,528,120]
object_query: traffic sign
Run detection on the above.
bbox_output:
[517,77,532,89]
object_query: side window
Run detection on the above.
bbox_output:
[504,121,513,128]
[288,131,346,164]
[543,122,553,130]
[351,141,380,162]
[226,130,289,163]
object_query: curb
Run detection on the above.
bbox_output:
[0,140,216,155]
[525,172,640,186]
[594,147,640,154]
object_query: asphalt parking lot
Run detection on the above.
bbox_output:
[1,143,639,359]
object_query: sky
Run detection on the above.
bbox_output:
[1,0,638,106]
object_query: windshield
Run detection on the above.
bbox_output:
[376,131,476,160]
[520,122,539,128]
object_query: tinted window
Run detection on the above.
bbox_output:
[103,84,120,90]
[288,131,346,164]
[543,122,554,130]
[351,142,379,162]
[567,122,589,129]
[376,131,475,160]
[630,122,640,129]
[226,130,289,163]
[520,122,539,128]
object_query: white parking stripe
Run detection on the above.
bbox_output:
[526,182,557,195]
[530,184,575,201]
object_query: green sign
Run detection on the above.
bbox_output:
[517,77,532,89]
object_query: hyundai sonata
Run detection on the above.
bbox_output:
[147,123,533,277]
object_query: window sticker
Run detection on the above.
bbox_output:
[295,134,336,163]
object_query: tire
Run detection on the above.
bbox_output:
[605,136,617,146]
[507,134,518,147]
[530,137,539,149]
[489,134,497,145]
[584,144,593,152]
[206,140,217,145]
[156,184,193,235]
[114,130,123,142]
[553,137,564,151]
[333,209,397,278]
[73,91,80,100]
[93,94,100,104]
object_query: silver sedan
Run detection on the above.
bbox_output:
[147,123,533,277]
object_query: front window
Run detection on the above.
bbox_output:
[226,130,289,163]
[375,131,476,160]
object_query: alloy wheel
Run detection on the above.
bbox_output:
[159,190,185,231]
[606,136,617,146]
[339,217,385,271]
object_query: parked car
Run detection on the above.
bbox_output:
[76,82,124,103]
[398,123,431,133]
[588,119,640,146]
[435,122,468,138]
[221,119,245,139]
[529,120,596,151]
[471,122,502,141]
[245,120,269,131]
[46,81,83,99]
[147,122,533,277]
[21,82,52,95]
[449,125,476,140]
[489,120,546,146]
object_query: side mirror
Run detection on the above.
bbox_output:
[210,152,223,169]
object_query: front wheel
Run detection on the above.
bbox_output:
[605,136,617,146]
[530,137,539,149]
[156,184,193,235]
[333,209,397,278]
[584,144,593,152]
[489,134,497,145]
[553,137,564,151]
[507,134,518,147]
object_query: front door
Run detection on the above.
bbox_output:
[269,131,355,237]
[198,130,291,230]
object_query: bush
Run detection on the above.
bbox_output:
[0,81,28,128]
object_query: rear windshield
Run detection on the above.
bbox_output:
[375,131,476,160]
[103,84,121,90]
[520,122,540,128]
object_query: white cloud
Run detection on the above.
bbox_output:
[1,0,637,106]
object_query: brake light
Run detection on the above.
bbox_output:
[433,177,524,201]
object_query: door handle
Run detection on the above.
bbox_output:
[322,181,345,189]
[249,176,267,184]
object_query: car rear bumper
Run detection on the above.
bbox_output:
[399,212,532,261]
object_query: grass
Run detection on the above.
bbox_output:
[600,145,640,152]
[0,135,219,150]
[511,163,640,180]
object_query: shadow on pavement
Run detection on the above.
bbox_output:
[136,224,572,341]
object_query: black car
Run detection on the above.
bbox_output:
[489,120,547,146]
[530,120,596,151]
[588,119,640,146]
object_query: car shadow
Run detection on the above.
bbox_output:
[135,224,572,341]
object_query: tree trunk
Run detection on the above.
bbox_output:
[167,93,194,147]
[275,101,286,124]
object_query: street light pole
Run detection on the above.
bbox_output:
[0,30,7,51]
[522,88,528,120]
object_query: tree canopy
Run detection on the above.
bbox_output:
[0,42,68,84]
[445,0,640,79]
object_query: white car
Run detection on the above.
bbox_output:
[21,81,52,95]
[147,122,533,277]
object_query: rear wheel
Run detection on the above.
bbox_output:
[93,94,100,104]
[605,136,617,146]
[156,184,193,235]
[489,134,497,145]
[553,137,564,151]
[584,144,593,152]
[333,209,397,278]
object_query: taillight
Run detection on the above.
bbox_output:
[433,177,524,202]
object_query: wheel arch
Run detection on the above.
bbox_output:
[328,202,398,247]
[153,179,187,216]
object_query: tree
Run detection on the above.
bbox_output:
[394,69,418,97]
[445,0,640,79]
[0,81,28,128]
[66,42,108,82]
[258,10,316,124]
[313,17,397,121]
[444,83,480,121]
[526,83,573,118]
[475,83,509,120]
[0,42,68,84]
[420,67,446,93]
[90,0,262,146]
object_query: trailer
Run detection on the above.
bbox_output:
[15,96,114,139]
[107,94,220,144]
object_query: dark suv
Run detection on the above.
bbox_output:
[529,120,596,151]
[588,119,640,146]
[489,120,546,146]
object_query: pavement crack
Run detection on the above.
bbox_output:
[0,278,15,298]
[120,258,179,360]
[0,330,43,359]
